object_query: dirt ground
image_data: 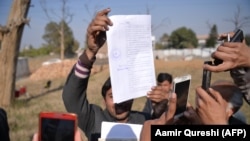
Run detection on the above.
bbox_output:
[6,56,250,141]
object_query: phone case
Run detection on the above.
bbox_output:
[38,112,77,141]
[173,74,191,85]
[173,74,191,119]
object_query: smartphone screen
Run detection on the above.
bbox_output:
[173,75,191,119]
[39,112,77,141]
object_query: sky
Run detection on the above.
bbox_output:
[0,0,250,48]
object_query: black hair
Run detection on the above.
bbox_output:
[157,73,173,83]
[101,77,112,98]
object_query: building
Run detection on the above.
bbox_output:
[196,34,209,47]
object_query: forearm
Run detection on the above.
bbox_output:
[140,121,152,141]
[62,68,89,111]
[62,49,96,111]
[62,51,97,135]
[245,47,250,68]
[230,68,250,105]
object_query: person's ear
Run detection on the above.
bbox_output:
[226,108,234,118]
[102,97,106,107]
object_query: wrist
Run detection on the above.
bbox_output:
[79,49,96,69]
[85,48,96,60]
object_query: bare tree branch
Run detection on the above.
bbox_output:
[40,0,53,21]
[39,0,74,60]
[51,9,61,21]
[224,5,250,29]
[144,4,170,33]
[206,20,212,30]
[152,17,170,32]
[83,1,103,24]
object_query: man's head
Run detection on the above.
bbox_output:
[211,80,243,117]
[157,73,173,92]
[101,77,133,122]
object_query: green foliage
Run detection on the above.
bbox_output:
[155,33,171,50]
[155,42,165,50]
[205,25,218,47]
[42,20,79,56]
[19,45,53,57]
[245,34,250,46]
[43,22,60,47]
[159,33,169,43]
[169,27,198,49]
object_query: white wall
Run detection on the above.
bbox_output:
[153,48,216,60]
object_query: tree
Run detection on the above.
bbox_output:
[19,45,53,57]
[0,0,31,106]
[225,5,250,30]
[40,0,74,60]
[159,33,169,43]
[155,33,170,50]
[169,27,198,49]
[42,21,79,57]
[205,24,218,47]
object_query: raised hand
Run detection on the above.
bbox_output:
[86,8,113,58]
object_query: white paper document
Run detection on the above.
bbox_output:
[107,15,156,103]
[100,121,142,140]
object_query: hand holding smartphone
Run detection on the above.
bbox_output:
[39,112,77,141]
[172,74,191,119]
[214,29,244,66]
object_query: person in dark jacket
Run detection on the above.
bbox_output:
[62,8,150,141]
[0,108,10,141]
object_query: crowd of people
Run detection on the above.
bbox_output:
[1,7,250,141]
[62,8,250,141]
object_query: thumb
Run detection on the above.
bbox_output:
[32,133,38,141]
[75,129,83,141]
[165,93,177,124]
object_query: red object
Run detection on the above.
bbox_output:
[15,91,19,98]
[15,86,26,98]
[19,87,26,95]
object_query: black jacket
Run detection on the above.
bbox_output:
[230,67,250,105]
[0,108,10,141]
[62,68,151,141]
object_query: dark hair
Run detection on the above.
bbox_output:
[157,73,173,83]
[101,77,112,98]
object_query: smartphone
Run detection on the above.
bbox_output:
[202,61,213,92]
[172,74,191,119]
[214,29,244,66]
[39,112,77,141]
